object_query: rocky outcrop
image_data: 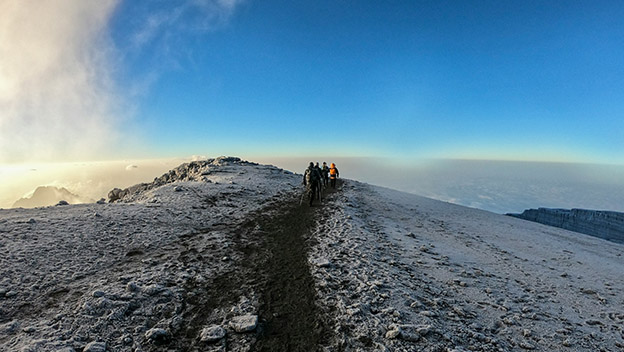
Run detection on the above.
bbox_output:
[107,156,254,203]
[508,208,624,244]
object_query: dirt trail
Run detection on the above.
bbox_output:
[164,184,339,351]
[250,191,329,350]
[246,183,342,351]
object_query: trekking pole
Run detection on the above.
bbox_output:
[299,190,305,206]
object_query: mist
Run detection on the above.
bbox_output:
[0,158,183,209]
[391,160,624,214]
[2,156,623,214]
[254,156,624,214]
[0,0,124,163]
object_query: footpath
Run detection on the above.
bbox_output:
[169,182,340,351]
[249,183,339,351]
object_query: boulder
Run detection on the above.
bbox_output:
[229,315,258,333]
[83,341,106,352]
[200,325,226,342]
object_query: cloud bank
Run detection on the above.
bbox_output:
[0,0,245,164]
[257,156,624,214]
[0,0,122,163]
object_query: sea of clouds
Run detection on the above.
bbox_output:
[2,157,623,214]
[259,157,624,214]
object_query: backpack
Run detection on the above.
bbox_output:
[305,168,319,184]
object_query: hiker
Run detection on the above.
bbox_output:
[321,162,330,187]
[314,162,323,200]
[303,162,322,206]
[329,163,339,188]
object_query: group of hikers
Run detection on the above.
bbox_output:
[302,161,339,206]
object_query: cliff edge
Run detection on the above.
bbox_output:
[508,208,624,244]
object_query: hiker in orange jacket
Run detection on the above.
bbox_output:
[329,163,339,188]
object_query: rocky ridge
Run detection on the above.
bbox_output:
[508,208,624,244]
[107,156,254,203]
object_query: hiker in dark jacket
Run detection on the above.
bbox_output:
[314,162,324,199]
[303,162,322,206]
[321,162,330,186]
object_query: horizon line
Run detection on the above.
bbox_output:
[1,155,623,168]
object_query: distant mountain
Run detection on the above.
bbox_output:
[508,208,624,244]
[13,186,93,208]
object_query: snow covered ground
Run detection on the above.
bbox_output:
[1,157,623,351]
[0,158,302,351]
[311,182,624,351]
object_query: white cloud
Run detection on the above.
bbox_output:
[190,155,208,161]
[0,0,246,164]
[0,0,123,163]
[216,0,245,11]
[130,0,245,51]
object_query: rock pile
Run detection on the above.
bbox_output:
[107,157,253,202]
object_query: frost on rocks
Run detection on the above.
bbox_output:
[145,328,169,344]
[229,314,258,333]
[311,257,331,268]
[385,325,400,339]
[200,325,226,342]
[1,320,20,334]
[308,179,624,351]
[126,281,139,292]
[143,284,166,296]
[0,157,302,351]
[58,348,76,352]
[83,341,106,352]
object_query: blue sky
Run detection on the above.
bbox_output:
[108,0,624,163]
[1,0,623,164]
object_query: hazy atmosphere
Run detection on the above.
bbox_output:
[2,157,623,215]
[1,0,623,212]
